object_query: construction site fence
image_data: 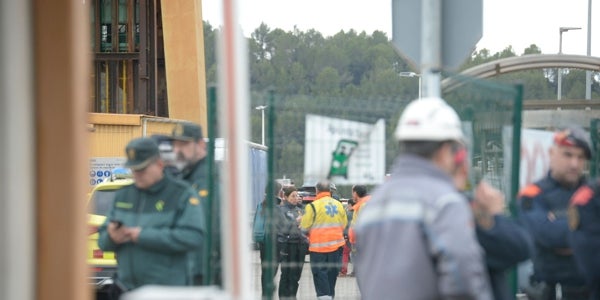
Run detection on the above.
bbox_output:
[203,74,524,298]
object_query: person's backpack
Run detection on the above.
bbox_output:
[252,202,265,244]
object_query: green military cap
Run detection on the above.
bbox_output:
[171,122,203,142]
[124,137,160,171]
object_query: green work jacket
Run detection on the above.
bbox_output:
[98,175,205,290]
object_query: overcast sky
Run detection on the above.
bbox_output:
[202,0,600,57]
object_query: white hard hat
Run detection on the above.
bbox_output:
[394,97,465,142]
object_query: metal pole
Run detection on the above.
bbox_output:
[399,72,421,99]
[558,29,563,100]
[421,0,442,98]
[418,76,422,99]
[586,0,592,100]
[255,105,267,145]
[220,0,253,295]
[557,27,581,101]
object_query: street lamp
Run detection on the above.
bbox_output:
[586,0,592,100]
[255,105,268,145]
[399,71,422,99]
[557,26,581,100]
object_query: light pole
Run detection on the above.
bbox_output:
[557,26,581,100]
[586,0,592,100]
[255,105,267,145]
[399,71,422,99]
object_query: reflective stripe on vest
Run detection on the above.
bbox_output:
[309,226,345,252]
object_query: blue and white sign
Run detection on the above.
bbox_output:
[89,157,127,186]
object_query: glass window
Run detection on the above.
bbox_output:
[90,190,117,216]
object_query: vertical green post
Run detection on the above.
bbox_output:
[205,85,217,285]
[509,84,523,217]
[263,89,276,299]
[509,84,523,295]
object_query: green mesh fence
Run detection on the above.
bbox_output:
[202,79,523,297]
[258,92,408,299]
[444,75,524,297]
[443,73,524,214]
[244,75,524,299]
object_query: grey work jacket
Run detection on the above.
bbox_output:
[354,154,492,300]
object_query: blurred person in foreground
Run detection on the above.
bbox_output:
[453,148,533,300]
[301,180,347,300]
[98,137,205,293]
[354,97,492,299]
[170,122,215,286]
[569,177,600,299]
[517,126,592,299]
[277,185,308,299]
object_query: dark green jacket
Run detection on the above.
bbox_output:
[182,158,220,282]
[98,175,205,290]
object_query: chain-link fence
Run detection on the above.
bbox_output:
[231,75,524,299]
[443,73,524,213]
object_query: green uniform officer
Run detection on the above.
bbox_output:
[98,137,205,290]
[171,122,221,286]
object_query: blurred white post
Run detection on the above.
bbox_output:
[0,1,35,300]
[255,105,267,145]
[218,0,253,298]
[557,26,581,100]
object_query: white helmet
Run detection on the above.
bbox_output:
[394,97,465,142]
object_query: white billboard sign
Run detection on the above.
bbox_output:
[304,114,386,185]
[519,129,553,188]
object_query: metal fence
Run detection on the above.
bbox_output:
[231,75,524,299]
[443,73,524,213]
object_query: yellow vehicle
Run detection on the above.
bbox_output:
[87,169,133,291]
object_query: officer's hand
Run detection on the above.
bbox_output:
[108,222,130,244]
[473,181,505,216]
[472,181,506,229]
[127,227,142,243]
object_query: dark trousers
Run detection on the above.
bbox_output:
[544,283,590,300]
[278,242,306,299]
[526,281,590,300]
[193,275,204,286]
[310,247,343,298]
[258,241,279,299]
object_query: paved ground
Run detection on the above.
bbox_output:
[251,250,361,299]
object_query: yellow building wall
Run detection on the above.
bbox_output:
[88,113,186,157]
[160,0,207,129]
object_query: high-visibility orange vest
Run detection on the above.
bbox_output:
[348,195,370,244]
[300,192,347,253]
